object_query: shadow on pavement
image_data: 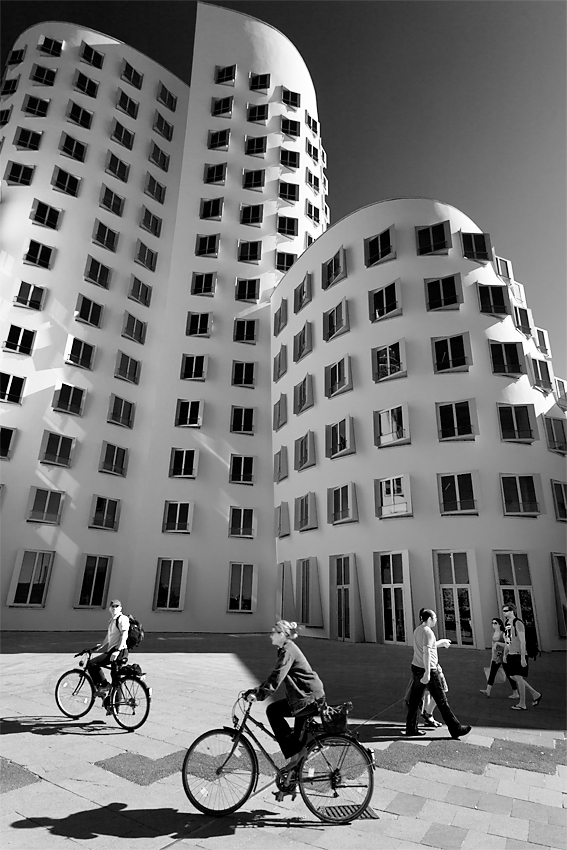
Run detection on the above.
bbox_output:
[0,716,128,737]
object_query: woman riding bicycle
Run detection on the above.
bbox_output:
[245,620,325,768]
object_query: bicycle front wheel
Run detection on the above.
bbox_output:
[111,676,151,730]
[182,729,258,815]
[298,735,374,824]
[55,669,95,719]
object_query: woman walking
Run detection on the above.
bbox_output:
[480,617,518,698]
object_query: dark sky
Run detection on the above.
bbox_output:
[3,0,566,371]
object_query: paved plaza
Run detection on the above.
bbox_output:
[1,631,565,849]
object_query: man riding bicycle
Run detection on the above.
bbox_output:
[87,599,129,697]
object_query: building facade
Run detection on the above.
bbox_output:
[0,3,328,631]
[270,198,567,651]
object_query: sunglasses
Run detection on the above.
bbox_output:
[109,604,120,608]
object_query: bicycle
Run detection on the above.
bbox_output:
[55,650,151,731]
[181,693,375,824]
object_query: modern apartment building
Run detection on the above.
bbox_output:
[270,198,567,651]
[0,3,329,632]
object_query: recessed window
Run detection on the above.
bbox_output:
[200,197,223,220]
[278,216,298,237]
[293,321,313,362]
[274,446,288,482]
[106,151,130,182]
[93,220,118,252]
[90,496,121,530]
[52,166,80,196]
[211,96,232,117]
[495,256,513,280]
[231,406,255,434]
[240,204,263,226]
[438,472,477,514]
[273,345,287,382]
[535,328,551,357]
[14,281,45,311]
[28,487,64,524]
[501,474,541,517]
[306,169,320,193]
[281,149,299,169]
[186,311,211,337]
[149,141,169,171]
[322,247,346,290]
[4,325,35,356]
[245,135,267,157]
[275,503,291,538]
[53,384,85,416]
[375,475,412,518]
[85,256,111,289]
[175,399,203,428]
[489,341,525,377]
[247,104,268,123]
[282,87,300,109]
[235,278,259,302]
[163,501,194,533]
[14,127,42,151]
[551,481,567,522]
[157,82,177,112]
[478,284,508,315]
[323,298,349,342]
[121,61,143,89]
[273,394,287,431]
[1,426,16,459]
[232,361,256,388]
[229,455,254,485]
[328,482,358,525]
[326,416,355,459]
[108,394,135,428]
[280,181,299,203]
[116,89,139,119]
[7,48,26,65]
[305,111,318,134]
[281,117,300,137]
[242,168,264,190]
[141,207,162,236]
[228,562,256,611]
[0,106,12,126]
[6,162,34,186]
[74,71,98,98]
[154,559,187,610]
[181,354,207,381]
[274,299,288,337]
[8,550,54,607]
[545,417,567,454]
[100,185,125,216]
[238,241,261,263]
[99,442,128,476]
[122,312,147,344]
[373,404,410,447]
[425,274,462,311]
[306,139,318,163]
[514,306,532,336]
[276,251,296,272]
[293,374,314,415]
[208,129,230,150]
[250,72,270,91]
[145,173,166,204]
[294,273,312,313]
[324,355,353,398]
[76,555,112,608]
[369,280,401,321]
[531,357,553,393]
[23,95,50,117]
[297,558,323,626]
[115,351,141,384]
[135,241,158,271]
[111,120,134,150]
[66,337,95,370]
[38,36,62,57]
[1,373,25,404]
[30,65,55,86]
[24,239,54,269]
[30,200,61,229]
[67,100,93,129]
[234,319,257,344]
[497,404,536,442]
[81,43,104,69]
[461,231,492,262]
[75,293,103,327]
[295,492,318,532]
[196,234,219,257]
[153,111,173,141]
[364,227,395,266]
[229,507,254,538]
[306,200,320,224]
[437,400,476,441]
[169,448,198,479]
[294,431,316,471]
[60,131,87,161]
[416,221,452,255]
[191,272,216,296]
[433,333,470,373]
[204,162,226,184]
[215,65,236,85]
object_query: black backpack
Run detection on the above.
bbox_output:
[126,615,144,650]
[513,617,540,660]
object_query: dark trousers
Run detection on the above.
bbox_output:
[487,660,517,689]
[266,698,312,758]
[86,652,114,688]
[406,665,462,736]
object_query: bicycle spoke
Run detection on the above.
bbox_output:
[299,736,373,824]
[182,730,257,815]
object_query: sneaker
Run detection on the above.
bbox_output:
[451,725,472,739]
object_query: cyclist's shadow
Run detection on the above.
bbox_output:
[0,716,128,736]
[10,802,322,840]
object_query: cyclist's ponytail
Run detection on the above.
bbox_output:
[275,620,298,640]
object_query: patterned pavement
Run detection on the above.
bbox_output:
[1,631,565,849]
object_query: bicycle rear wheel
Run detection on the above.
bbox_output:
[55,669,95,719]
[182,729,258,815]
[111,676,151,730]
[298,735,374,824]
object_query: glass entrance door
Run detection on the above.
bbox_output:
[436,552,474,646]
[380,552,406,643]
[336,555,350,641]
[495,552,537,630]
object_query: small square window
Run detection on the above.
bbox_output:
[211,96,232,118]
[73,71,98,98]
[478,284,508,315]
[100,185,125,216]
[306,139,318,163]
[235,278,259,302]
[115,351,141,384]
[116,89,139,119]
[1,373,25,404]
[433,334,470,373]
[544,417,567,454]
[186,311,211,337]
[416,221,452,255]
[169,448,198,479]
[39,431,74,466]
[374,475,412,519]
[141,206,162,236]
[324,355,353,398]
[495,256,513,280]
[0,426,16,459]
[175,399,203,428]
[8,550,54,607]
[282,87,301,109]
[106,151,130,183]
[30,199,61,229]
[501,474,541,516]
[232,361,256,388]
[238,241,261,263]
[277,216,298,237]
[240,204,263,226]
[22,95,50,117]
[364,228,396,266]
[322,247,346,290]
[60,132,87,161]
[280,149,299,169]
[8,48,26,65]
[85,256,111,289]
[195,234,219,257]
[81,43,104,69]
[208,129,230,150]
[111,120,134,150]
[294,273,312,313]
[66,337,95,370]
[122,312,147,344]
[149,141,169,172]
[371,340,406,383]
[323,298,349,341]
[369,281,401,321]
[90,495,121,530]
[425,274,461,311]
[135,240,158,271]
[242,169,264,190]
[52,166,80,196]
[154,558,187,608]
[108,394,135,428]
[293,321,313,362]
[38,37,62,57]
[250,73,270,91]
[497,404,536,443]
[6,162,34,186]
[14,281,45,311]
[229,507,254,538]
[93,220,118,252]
[325,416,355,459]
[0,106,13,126]
[229,454,254,485]
[293,374,314,416]
[234,318,257,344]
[14,127,42,151]
[294,492,318,532]
[245,135,267,157]
[231,406,255,435]
[276,252,296,273]
[157,82,177,112]
[4,325,35,356]
[24,239,54,269]
[489,341,525,377]
[28,487,64,524]
[191,272,216,296]
[30,66,55,86]
[438,472,478,515]
[281,117,300,137]
[204,162,226,184]
[294,430,316,471]
[327,482,358,525]
[200,197,223,220]
[122,62,143,89]
[373,404,410,447]
[153,111,173,141]
[145,173,166,204]
[280,181,299,203]
[437,400,477,441]
[461,231,492,262]
[129,275,152,307]
[67,100,93,129]
[53,383,86,416]
[181,354,208,381]
[247,104,268,123]
[75,293,103,327]
[215,65,236,85]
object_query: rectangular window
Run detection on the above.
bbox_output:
[122,61,143,89]
[181,354,207,381]
[273,393,288,431]
[81,43,104,69]
[297,557,323,627]
[433,334,470,372]
[4,325,35,356]
[39,431,74,466]
[53,383,85,416]
[551,481,567,522]
[305,111,318,134]
[8,48,26,65]
[200,197,223,220]
[232,361,256,388]
[0,107,13,127]
[325,355,353,398]
[1,373,25,404]
[145,173,166,204]
[108,394,135,428]
[438,472,477,514]
[306,139,318,162]
[294,430,316,471]
[495,256,513,280]
[75,293,103,327]
[15,127,42,150]
[208,129,230,150]
[14,281,45,311]
[135,241,158,271]
[67,100,93,129]
[497,404,536,442]
[30,66,54,85]
[74,71,98,98]
[281,116,300,136]
[425,274,461,311]
[140,207,162,237]
[195,234,219,257]
[157,82,177,112]
[28,487,64,523]
[437,400,475,440]
[294,274,312,313]
[100,185,125,216]
[93,220,118,252]
[240,204,263,225]
[24,239,54,269]
[306,200,320,225]
[278,216,298,237]
[274,446,289,483]
[115,351,140,384]
[117,89,139,119]
[373,404,410,447]
[8,550,54,607]
[531,358,553,392]
[23,95,50,117]
[461,231,492,262]
[229,507,254,538]
[175,399,202,428]
[416,220,452,255]
[238,241,261,263]
[275,502,290,538]
[169,448,197,478]
[282,87,300,108]
[306,169,320,193]
[111,120,135,149]
[328,482,358,524]
[514,306,532,336]
[52,166,80,196]
[245,135,267,156]
[66,337,95,369]
[293,374,314,415]
[38,36,62,56]
[545,418,567,454]
[326,415,355,459]
[250,72,270,91]
[234,319,257,344]
[322,247,346,290]
[489,341,525,376]
[204,162,226,184]
[229,455,254,485]
[85,256,111,288]
[235,278,259,302]
[6,162,34,186]
[273,345,287,382]
[186,311,211,337]
[280,148,299,169]
[149,141,169,171]
[501,474,540,516]
[279,181,299,202]
[274,299,288,337]
[191,272,216,296]
[276,251,296,272]
[228,563,255,612]
[1,427,16,459]
[478,284,508,314]
[90,496,121,530]
[231,406,255,434]
[99,441,128,476]
[76,555,111,608]
[106,151,130,182]
[242,168,265,190]
[294,492,318,532]
[369,281,401,321]
[122,312,146,344]
[375,475,412,518]
[154,559,186,610]
[364,227,395,266]
[211,96,232,117]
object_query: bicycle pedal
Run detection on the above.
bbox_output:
[273,791,286,802]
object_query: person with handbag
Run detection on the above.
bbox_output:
[480,617,518,698]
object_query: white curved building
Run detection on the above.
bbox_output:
[270,198,567,651]
[0,3,328,631]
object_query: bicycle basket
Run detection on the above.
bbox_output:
[320,701,352,734]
